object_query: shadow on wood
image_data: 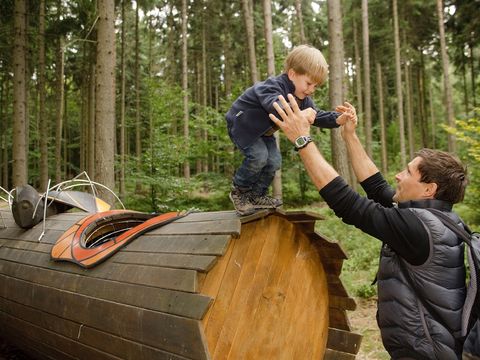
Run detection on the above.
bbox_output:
[0,206,361,359]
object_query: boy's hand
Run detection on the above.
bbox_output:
[269,94,311,143]
[335,102,357,126]
[301,107,316,125]
[335,102,358,138]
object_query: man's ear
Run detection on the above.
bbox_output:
[424,182,438,198]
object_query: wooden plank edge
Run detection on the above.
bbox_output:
[326,327,362,355]
[329,295,357,311]
[323,348,357,360]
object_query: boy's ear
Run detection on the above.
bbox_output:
[287,68,296,79]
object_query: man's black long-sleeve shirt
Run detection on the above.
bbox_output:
[319,173,432,265]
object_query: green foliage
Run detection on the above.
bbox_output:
[444,108,480,222]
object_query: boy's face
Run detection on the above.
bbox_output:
[287,69,318,100]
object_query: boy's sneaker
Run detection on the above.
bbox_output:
[229,188,257,216]
[250,194,283,209]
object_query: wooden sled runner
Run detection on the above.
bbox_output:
[0,206,361,359]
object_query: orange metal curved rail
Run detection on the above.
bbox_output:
[51,210,186,268]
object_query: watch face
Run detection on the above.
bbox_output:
[295,138,304,147]
[295,136,309,147]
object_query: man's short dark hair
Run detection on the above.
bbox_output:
[415,148,468,204]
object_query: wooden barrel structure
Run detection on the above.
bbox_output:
[0,205,361,359]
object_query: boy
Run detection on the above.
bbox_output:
[226,44,349,215]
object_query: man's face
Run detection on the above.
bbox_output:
[393,157,436,202]
[288,69,318,100]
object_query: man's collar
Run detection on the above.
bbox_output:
[397,198,453,211]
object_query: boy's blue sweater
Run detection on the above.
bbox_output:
[226,73,339,149]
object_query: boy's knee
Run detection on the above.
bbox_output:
[269,153,282,171]
[247,151,269,169]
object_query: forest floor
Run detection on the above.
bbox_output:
[349,297,389,359]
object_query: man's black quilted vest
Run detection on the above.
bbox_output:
[377,208,466,359]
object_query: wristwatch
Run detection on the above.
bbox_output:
[294,135,313,151]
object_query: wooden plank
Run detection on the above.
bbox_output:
[329,295,357,311]
[113,251,217,272]
[328,308,351,331]
[0,312,120,360]
[0,227,65,244]
[211,216,270,359]
[1,330,76,360]
[198,237,236,327]
[1,261,211,319]
[0,275,209,359]
[0,214,83,230]
[1,299,192,360]
[310,232,348,259]
[202,221,258,354]
[223,216,284,359]
[266,227,316,359]
[326,327,362,355]
[238,219,297,359]
[125,234,232,256]
[0,238,53,253]
[275,209,325,221]
[326,274,350,298]
[279,228,329,360]
[175,211,240,223]
[323,348,357,360]
[238,209,273,224]
[319,257,344,276]
[0,248,198,293]
[147,219,240,237]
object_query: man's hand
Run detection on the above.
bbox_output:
[301,107,317,125]
[269,94,311,143]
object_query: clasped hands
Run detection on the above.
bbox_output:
[269,94,357,144]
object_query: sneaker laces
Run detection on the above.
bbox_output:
[250,193,281,206]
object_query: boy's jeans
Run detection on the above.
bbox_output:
[233,135,281,196]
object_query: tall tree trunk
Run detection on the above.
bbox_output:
[1,75,8,189]
[429,82,436,148]
[95,0,116,204]
[202,18,208,173]
[12,0,27,187]
[263,0,282,200]
[405,61,414,159]
[242,0,258,83]
[182,0,190,180]
[327,0,352,185]
[294,0,305,43]
[88,62,95,178]
[38,0,48,190]
[55,35,65,183]
[393,0,406,166]
[436,0,456,152]
[361,0,372,157]
[134,4,142,190]
[469,43,476,108]
[461,54,469,114]
[418,53,429,148]
[353,19,364,138]
[119,0,126,199]
[376,62,387,174]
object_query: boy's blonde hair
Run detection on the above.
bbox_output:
[283,44,328,85]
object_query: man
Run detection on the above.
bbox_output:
[269,94,469,359]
